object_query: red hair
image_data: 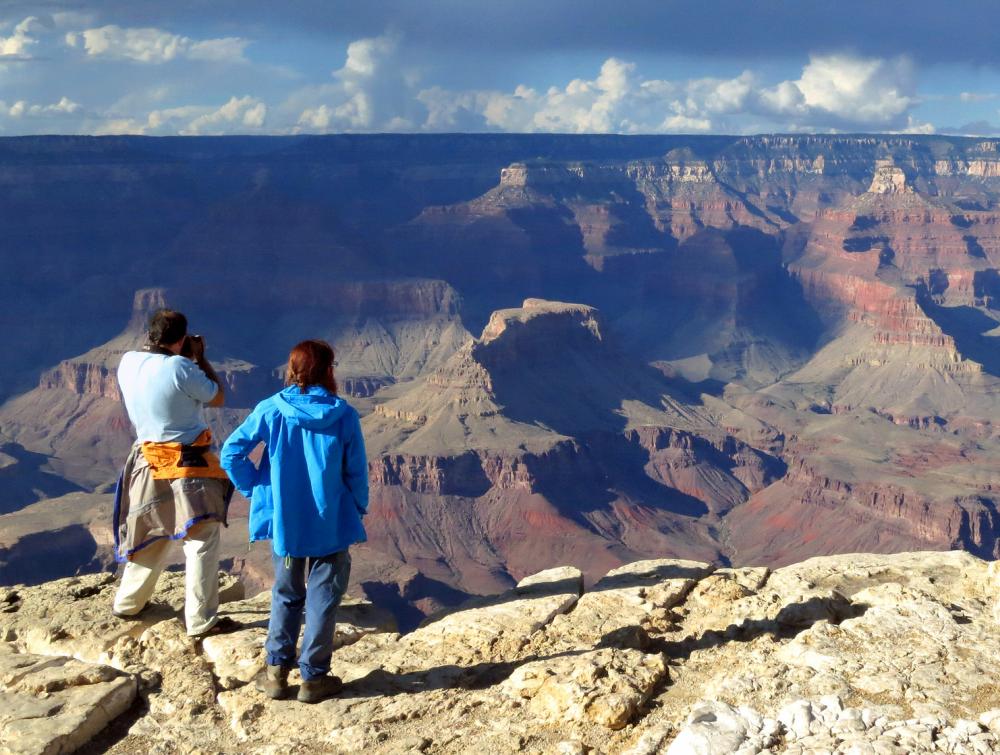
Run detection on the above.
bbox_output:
[286,340,338,394]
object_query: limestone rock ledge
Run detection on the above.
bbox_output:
[1,551,999,754]
[0,644,136,755]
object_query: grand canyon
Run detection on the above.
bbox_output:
[0,133,997,624]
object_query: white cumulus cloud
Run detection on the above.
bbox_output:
[422,58,685,134]
[414,53,922,134]
[93,96,266,135]
[0,96,82,134]
[65,25,249,64]
[291,34,425,133]
[659,114,713,132]
[0,16,47,58]
[763,55,917,127]
[2,96,80,118]
[184,96,266,134]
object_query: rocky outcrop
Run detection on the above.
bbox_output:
[791,269,972,368]
[0,643,136,755]
[371,426,782,511]
[499,162,596,189]
[359,298,788,597]
[757,455,999,555]
[38,361,122,401]
[625,426,784,504]
[934,155,1000,178]
[480,298,603,347]
[785,163,1000,380]
[868,162,913,195]
[371,451,499,496]
[2,551,1000,753]
[625,153,780,242]
[663,697,1000,754]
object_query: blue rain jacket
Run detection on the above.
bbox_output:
[220,385,368,557]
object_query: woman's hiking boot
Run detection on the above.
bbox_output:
[297,674,343,704]
[255,665,290,700]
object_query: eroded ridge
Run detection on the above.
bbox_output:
[1,551,999,753]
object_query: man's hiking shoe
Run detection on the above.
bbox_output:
[111,607,147,621]
[256,664,290,700]
[189,616,241,640]
[297,674,343,704]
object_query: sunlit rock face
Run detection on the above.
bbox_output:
[2,551,1000,753]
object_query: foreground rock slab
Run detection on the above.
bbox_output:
[0,643,136,755]
[2,551,1000,753]
[504,647,668,730]
[664,696,1000,755]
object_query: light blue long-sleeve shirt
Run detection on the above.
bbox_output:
[118,351,218,443]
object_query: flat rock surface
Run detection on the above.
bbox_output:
[0,643,136,755]
[1,551,999,753]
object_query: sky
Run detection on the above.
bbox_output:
[2,1,1000,137]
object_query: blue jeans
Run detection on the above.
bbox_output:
[265,549,351,681]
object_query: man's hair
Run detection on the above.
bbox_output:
[148,309,188,348]
[286,339,338,394]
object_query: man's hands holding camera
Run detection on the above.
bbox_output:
[181,334,206,362]
[185,334,206,362]
[183,334,225,407]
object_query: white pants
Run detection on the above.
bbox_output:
[113,520,221,636]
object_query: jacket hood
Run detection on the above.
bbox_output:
[273,386,349,429]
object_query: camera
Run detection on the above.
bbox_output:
[180,334,204,358]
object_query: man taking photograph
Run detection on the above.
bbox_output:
[111,307,236,638]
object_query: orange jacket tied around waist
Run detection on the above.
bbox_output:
[140,429,230,480]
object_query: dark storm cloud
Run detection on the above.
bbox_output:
[13,0,1000,66]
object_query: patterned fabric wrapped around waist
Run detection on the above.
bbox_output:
[140,429,230,480]
[114,434,233,562]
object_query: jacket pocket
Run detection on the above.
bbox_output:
[249,484,274,542]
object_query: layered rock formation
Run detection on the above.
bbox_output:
[359,298,783,601]
[627,148,782,243]
[715,158,1000,568]
[2,550,999,753]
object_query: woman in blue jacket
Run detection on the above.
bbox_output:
[221,339,368,704]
